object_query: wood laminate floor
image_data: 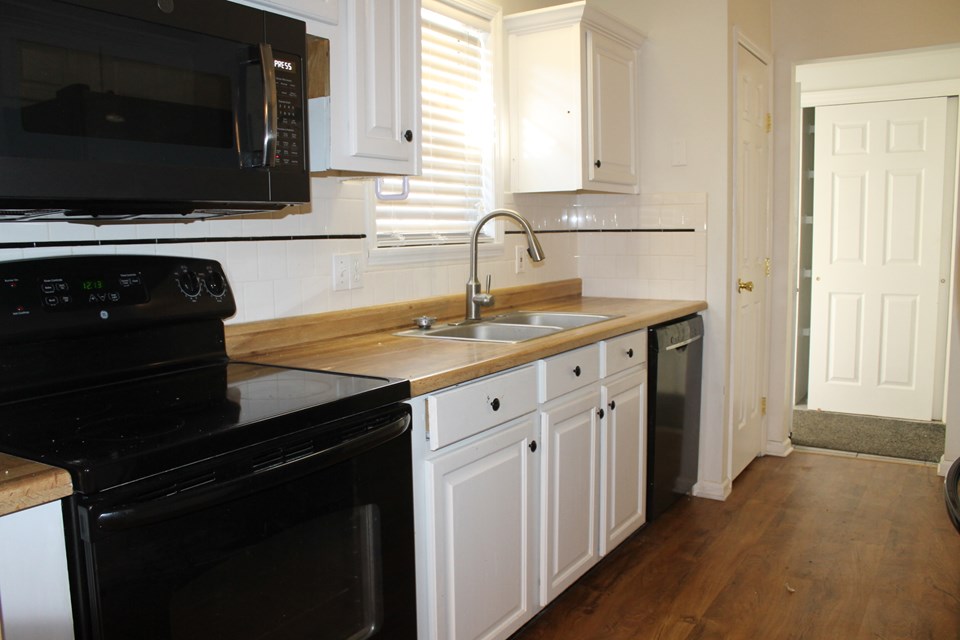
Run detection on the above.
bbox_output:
[512,451,960,640]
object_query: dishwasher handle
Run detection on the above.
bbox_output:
[664,334,702,351]
[92,411,410,534]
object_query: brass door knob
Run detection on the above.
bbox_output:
[737,278,754,293]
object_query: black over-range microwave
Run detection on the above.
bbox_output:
[0,0,310,221]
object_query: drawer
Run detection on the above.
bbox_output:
[427,365,538,450]
[602,330,647,377]
[538,344,601,402]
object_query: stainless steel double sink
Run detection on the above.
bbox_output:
[395,311,620,344]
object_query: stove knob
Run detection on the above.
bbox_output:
[205,270,226,297]
[178,270,201,297]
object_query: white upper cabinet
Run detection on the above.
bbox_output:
[505,1,643,194]
[321,0,421,175]
[248,0,339,24]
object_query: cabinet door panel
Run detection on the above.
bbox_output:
[586,29,638,188]
[600,368,646,555]
[426,415,538,640]
[540,388,600,605]
[327,0,419,174]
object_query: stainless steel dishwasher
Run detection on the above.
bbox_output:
[647,315,704,521]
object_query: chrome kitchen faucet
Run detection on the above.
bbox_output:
[464,209,545,323]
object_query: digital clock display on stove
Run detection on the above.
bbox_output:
[81,279,107,291]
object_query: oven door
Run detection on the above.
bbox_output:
[65,406,416,640]
[0,0,307,211]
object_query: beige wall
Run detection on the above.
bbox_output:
[767,1,960,459]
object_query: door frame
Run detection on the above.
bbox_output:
[790,48,960,475]
[728,29,774,479]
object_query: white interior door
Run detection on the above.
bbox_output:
[731,42,770,480]
[808,97,948,421]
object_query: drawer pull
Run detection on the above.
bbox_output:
[626,348,634,358]
[490,397,501,411]
[598,407,605,419]
[529,440,537,452]
[573,365,581,377]
[609,400,616,411]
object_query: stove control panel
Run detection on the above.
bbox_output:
[0,255,236,342]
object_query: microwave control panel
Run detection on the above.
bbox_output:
[274,53,304,170]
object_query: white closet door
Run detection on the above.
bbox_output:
[808,97,948,420]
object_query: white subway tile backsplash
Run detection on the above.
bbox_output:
[241,280,275,322]
[225,243,259,283]
[257,242,287,281]
[273,278,303,318]
[576,192,707,301]
[1,189,704,323]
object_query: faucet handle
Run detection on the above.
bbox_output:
[473,274,495,308]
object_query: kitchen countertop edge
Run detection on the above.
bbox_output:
[0,454,72,518]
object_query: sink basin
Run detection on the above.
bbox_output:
[396,322,561,343]
[395,312,620,343]
[487,311,619,329]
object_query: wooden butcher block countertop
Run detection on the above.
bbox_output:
[0,454,72,517]
[226,279,706,397]
[1,280,705,514]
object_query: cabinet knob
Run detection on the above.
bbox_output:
[404,129,413,142]
[598,407,605,419]
[609,400,616,411]
[626,348,634,358]
[594,160,601,168]
[573,365,581,377]
[490,397,500,411]
[529,440,537,452]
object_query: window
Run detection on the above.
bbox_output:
[373,0,497,249]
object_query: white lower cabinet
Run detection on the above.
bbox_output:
[538,385,600,605]
[600,330,649,555]
[423,414,539,640]
[600,367,647,555]
[416,330,652,640]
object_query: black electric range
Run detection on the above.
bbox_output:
[0,254,418,640]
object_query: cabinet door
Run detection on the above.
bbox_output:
[539,386,600,605]
[425,415,538,640]
[335,0,420,174]
[585,29,638,189]
[600,367,647,556]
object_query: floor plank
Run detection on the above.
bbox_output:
[511,451,960,640]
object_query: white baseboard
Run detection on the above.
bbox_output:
[939,454,956,477]
[765,437,795,457]
[693,478,731,501]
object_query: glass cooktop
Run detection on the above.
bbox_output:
[0,361,409,493]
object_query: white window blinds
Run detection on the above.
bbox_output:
[375,2,495,248]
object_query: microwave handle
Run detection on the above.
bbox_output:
[258,43,279,168]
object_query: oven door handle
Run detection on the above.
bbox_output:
[93,411,410,533]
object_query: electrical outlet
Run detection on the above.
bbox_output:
[333,254,350,291]
[515,246,526,274]
[349,253,363,289]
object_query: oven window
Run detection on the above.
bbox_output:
[73,423,416,640]
[168,505,383,640]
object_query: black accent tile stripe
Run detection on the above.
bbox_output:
[0,234,366,250]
